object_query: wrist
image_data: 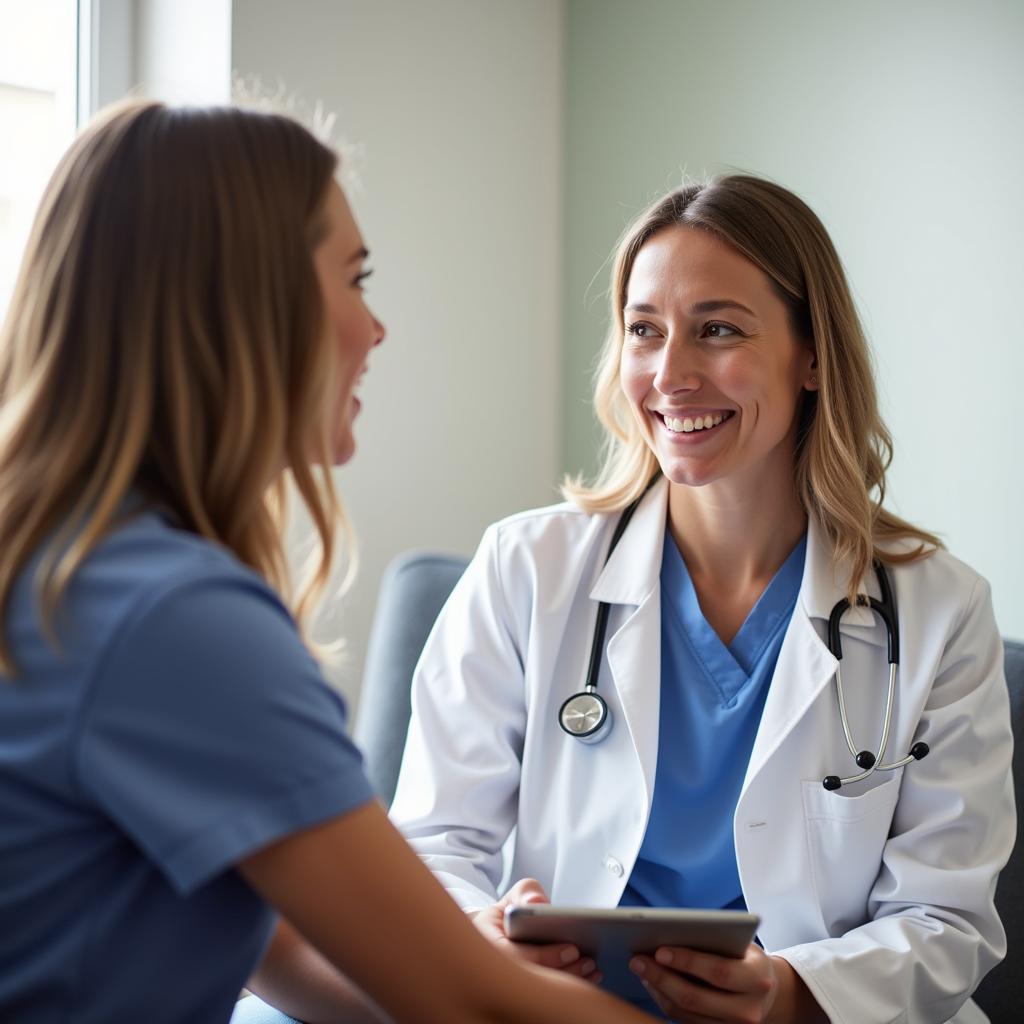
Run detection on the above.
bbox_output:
[768,955,827,1024]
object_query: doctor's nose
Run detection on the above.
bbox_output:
[652,340,703,396]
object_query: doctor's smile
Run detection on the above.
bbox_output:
[655,409,735,438]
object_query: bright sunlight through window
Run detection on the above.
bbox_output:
[0,0,78,316]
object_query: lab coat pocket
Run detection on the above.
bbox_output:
[801,774,901,934]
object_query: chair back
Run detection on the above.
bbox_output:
[354,551,468,806]
[973,638,1024,1018]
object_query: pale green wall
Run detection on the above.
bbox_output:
[563,0,1024,639]
[233,0,564,703]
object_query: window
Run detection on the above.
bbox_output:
[0,0,79,316]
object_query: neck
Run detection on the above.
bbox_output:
[667,466,807,592]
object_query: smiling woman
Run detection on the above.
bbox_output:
[570,176,942,609]
[0,99,663,1024]
[390,175,1014,1023]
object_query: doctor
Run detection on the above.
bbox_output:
[391,175,1015,1023]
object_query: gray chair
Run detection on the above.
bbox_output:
[354,551,469,807]
[973,638,1023,1020]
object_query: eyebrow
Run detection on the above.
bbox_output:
[347,246,370,264]
[624,299,757,317]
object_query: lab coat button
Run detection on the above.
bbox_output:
[604,855,624,877]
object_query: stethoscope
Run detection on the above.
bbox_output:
[821,559,929,790]
[557,477,657,745]
[558,482,931,788]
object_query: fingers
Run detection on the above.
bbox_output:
[564,956,601,983]
[652,944,772,995]
[630,956,739,1020]
[503,876,550,906]
[514,941,582,969]
[494,879,602,981]
[629,944,775,1022]
[506,940,601,979]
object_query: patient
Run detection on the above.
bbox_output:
[0,100,660,1024]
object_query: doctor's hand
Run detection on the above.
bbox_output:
[628,943,826,1023]
[468,877,602,984]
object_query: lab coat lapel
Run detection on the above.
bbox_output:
[590,479,669,807]
[742,517,845,795]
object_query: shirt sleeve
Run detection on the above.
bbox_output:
[389,523,527,909]
[73,571,375,895]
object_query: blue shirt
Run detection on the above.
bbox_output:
[0,511,374,1023]
[611,531,805,1010]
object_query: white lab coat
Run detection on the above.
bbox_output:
[391,479,1014,1024]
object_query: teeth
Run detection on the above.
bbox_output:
[663,413,725,433]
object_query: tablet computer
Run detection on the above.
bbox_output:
[504,905,760,963]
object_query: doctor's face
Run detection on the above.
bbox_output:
[620,226,817,492]
[312,181,386,465]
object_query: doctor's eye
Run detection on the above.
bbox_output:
[625,321,659,339]
[702,321,741,339]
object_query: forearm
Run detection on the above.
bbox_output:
[241,805,656,1024]
[481,957,657,1024]
[248,919,389,1024]
[767,956,828,1024]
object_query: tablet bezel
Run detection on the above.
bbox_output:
[503,905,760,961]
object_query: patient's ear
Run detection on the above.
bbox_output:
[804,351,819,391]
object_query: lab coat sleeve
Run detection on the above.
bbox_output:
[777,577,1015,1024]
[389,523,527,911]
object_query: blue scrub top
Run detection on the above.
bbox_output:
[0,511,374,1023]
[611,530,806,1010]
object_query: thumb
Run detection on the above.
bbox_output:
[506,877,550,906]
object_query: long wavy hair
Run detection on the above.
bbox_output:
[0,100,347,673]
[564,175,940,597]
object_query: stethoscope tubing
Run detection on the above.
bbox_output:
[558,474,660,742]
[558,482,930,788]
[824,560,929,790]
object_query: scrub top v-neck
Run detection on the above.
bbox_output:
[619,530,807,913]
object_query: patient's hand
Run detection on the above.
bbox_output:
[469,877,602,984]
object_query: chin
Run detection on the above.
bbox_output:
[332,431,356,466]
[655,453,724,489]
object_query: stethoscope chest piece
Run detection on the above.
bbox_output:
[559,688,612,744]
[558,478,659,747]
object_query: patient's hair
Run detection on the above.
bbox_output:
[0,100,345,672]
[563,175,940,598]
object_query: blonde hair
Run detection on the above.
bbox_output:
[0,100,347,673]
[564,175,940,597]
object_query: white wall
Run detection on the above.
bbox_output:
[232,0,565,708]
[135,0,232,104]
[564,0,1024,640]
